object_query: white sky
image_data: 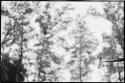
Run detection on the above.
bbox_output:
[1,2,114,82]
[85,15,112,57]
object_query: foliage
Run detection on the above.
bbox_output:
[1,1,124,82]
[67,16,98,82]
[33,2,74,82]
[1,1,33,82]
[98,2,124,82]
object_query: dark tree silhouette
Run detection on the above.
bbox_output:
[1,54,26,82]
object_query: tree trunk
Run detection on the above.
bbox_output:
[38,34,46,81]
[117,62,122,82]
[79,36,82,82]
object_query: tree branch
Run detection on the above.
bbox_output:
[105,58,124,62]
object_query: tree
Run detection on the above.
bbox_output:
[33,2,74,82]
[104,2,124,61]
[88,2,124,82]
[66,15,98,82]
[1,1,33,82]
[98,2,124,82]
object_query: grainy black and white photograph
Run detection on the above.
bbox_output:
[1,1,124,82]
